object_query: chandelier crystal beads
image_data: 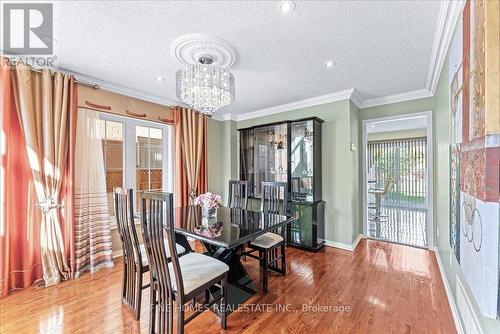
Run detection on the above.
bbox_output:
[176,56,235,116]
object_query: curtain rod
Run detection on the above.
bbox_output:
[8,61,99,89]
[27,66,100,90]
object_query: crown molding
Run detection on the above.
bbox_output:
[235,89,354,121]
[359,89,433,109]
[350,88,363,109]
[425,0,465,95]
[212,87,434,122]
[211,112,236,122]
[55,67,179,107]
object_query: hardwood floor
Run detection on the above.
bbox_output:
[0,239,456,334]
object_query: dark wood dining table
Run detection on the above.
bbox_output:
[172,206,297,309]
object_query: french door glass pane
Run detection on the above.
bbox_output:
[136,125,163,209]
[99,120,124,217]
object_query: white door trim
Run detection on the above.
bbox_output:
[361,111,434,248]
[96,111,174,207]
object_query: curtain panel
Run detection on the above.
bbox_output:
[73,108,114,277]
[10,65,74,287]
[173,107,208,207]
[0,62,44,297]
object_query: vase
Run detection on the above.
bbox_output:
[201,206,218,221]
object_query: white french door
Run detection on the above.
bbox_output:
[98,111,173,216]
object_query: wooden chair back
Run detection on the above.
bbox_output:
[228,180,249,209]
[141,191,183,298]
[260,181,288,215]
[114,188,142,266]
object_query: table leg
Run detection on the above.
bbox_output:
[203,243,257,313]
[174,233,193,253]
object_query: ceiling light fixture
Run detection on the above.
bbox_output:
[278,0,295,14]
[176,55,235,117]
[156,76,165,81]
[324,60,335,68]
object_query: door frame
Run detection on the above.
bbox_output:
[97,111,174,205]
[361,111,434,248]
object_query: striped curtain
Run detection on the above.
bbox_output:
[73,108,113,277]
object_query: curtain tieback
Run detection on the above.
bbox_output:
[36,196,63,215]
[189,189,197,205]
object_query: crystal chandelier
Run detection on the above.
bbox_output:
[176,55,235,117]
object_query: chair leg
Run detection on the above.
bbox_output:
[263,250,269,293]
[221,274,228,330]
[204,289,210,308]
[149,287,156,334]
[159,300,166,334]
[134,271,143,320]
[281,243,286,275]
[177,302,185,334]
[122,262,127,303]
[168,298,173,334]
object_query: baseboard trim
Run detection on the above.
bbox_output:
[431,247,464,334]
[325,234,364,251]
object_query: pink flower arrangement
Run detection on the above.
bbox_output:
[194,192,222,210]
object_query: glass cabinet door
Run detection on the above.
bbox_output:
[253,124,288,197]
[239,129,255,196]
[290,120,314,202]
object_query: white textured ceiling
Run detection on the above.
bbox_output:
[52,0,442,115]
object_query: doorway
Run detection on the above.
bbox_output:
[362,112,433,248]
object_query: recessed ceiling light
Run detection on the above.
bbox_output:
[156,76,165,82]
[277,0,295,14]
[324,60,335,68]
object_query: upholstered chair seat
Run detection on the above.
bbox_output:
[250,232,284,249]
[168,253,230,294]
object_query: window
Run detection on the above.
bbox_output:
[135,125,164,209]
[98,120,124,217]
[98,113,173,217]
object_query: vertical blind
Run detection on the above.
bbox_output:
[367,137,427,209]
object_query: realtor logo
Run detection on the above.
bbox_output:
[2,3,53,55]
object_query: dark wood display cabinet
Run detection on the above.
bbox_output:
[238,117,325,251]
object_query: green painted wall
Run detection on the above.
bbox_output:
[236,100,359,245]
[360,96,435,120]
[350,101,363,242]
[207,119,226,199]
[207,119,238,205]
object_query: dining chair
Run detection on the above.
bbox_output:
[243,181,287,292]
[114,188,186,321]
[141,191,229,334]
[227,180,249,209]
